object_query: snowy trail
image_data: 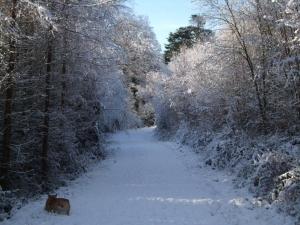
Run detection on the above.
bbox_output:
[2,128,293,225]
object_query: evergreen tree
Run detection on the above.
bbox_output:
[164,15,212,63]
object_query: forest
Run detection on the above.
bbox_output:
[1,0,300,221]
[0,0,163,219]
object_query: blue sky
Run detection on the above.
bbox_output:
[129,0,198,50]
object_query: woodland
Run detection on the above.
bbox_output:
[1,0,300,222]
[0,0,162,219]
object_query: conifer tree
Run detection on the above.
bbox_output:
[164,14,212,63]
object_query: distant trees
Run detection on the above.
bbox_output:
[0,0,162,219]
[164,15,213,63]
[113,14,163,125]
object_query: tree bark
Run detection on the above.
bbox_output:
[42,25,53,181]
[1,0,17,191]
[61,0,69,111]
[61,60,66,110]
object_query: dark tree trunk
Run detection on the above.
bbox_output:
[0,0,17,191]
[42,25,53,181]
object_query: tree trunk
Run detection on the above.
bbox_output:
[225,0,268,133]
[42,25,53,181]
[60,0,69,111]
[61,60,66,110]
[0,0,17,191]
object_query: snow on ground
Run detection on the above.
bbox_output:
[2,127,295,225]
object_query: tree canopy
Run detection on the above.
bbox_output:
[164,15,213,63]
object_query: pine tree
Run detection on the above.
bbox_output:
[164,15,212,64]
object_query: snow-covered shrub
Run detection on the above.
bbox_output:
[0,188,16,222]
[154,104,179,140]
[137,102,155,127]
[274,168,300,218]
[253,151,292,197]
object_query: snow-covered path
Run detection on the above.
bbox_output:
[2,128,293,225]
